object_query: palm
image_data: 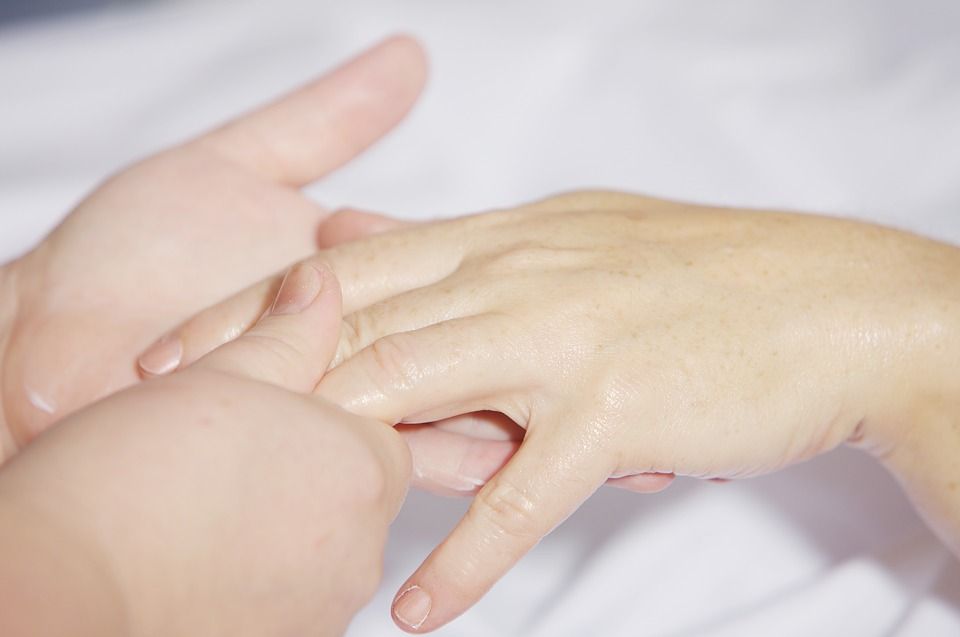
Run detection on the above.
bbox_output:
[5,151,319,438]
[0,36,426,453]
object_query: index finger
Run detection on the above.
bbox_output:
[391,422,610,632]
[140,216,468,375]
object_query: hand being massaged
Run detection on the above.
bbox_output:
[1,30,958,636]
[144,193,960,632]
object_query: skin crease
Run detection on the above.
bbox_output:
[0,39,671,635]
[154,208,679,496]
[0,263,412,637]
[0,35,428,462]
[155,191,960,632]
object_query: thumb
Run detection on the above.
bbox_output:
[193,262,341,392]
[317,207,412,248]
[193,35,427,187]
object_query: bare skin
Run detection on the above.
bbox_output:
[0,35,427,461]
[0,263,411,637]
[3,29,955,635]
[152,192,960,632]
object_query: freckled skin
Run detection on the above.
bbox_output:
[167,190,960,632]
[332,194,955,476]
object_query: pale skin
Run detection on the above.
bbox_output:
[152,194,960,632]
[0,36,427,635]
[0,35,427,459]
[2,32,959,636]
[0,262,412,637]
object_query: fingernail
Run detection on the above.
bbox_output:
[138,335,183,376]
[270,264,324,315]
[393,585,431,630]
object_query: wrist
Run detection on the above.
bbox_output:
[876,395,960,557]
[842,227,960,452]
[889,237,960,442]
[859,231,960,555]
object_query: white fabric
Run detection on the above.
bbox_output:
[1,1,958,635]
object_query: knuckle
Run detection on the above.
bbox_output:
[464,205,518,229]
[238,330,304,378]
[340,307,382,359]
[336,316,363,365]
[247,328,302,361]
[470,478,540,541]
[497,244,555,269]
[365,334,422,393]
[467,244,550,279]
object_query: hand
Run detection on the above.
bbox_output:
[150,191,960,631]
[0,262,410,637]
[0,36,427,462]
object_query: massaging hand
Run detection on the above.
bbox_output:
[142,191,960,632]
[0,36,426,462]
[0,263,410,637]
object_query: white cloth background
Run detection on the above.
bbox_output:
[1,1,959,635]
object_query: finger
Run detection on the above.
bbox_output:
[400,421,519,497]
[317,313,530,425]
[139,230,468,377]
[193,263,341,391]
[193,35,427,186]
[429,411,524,441]
[403,420,671,497]
[140,216,472,377]
[392,427,610,632]
[331,274,488,367]
[139,278,279,377]
[605,472,675,493]
[317,208,412,248]
[318,217,469,314]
